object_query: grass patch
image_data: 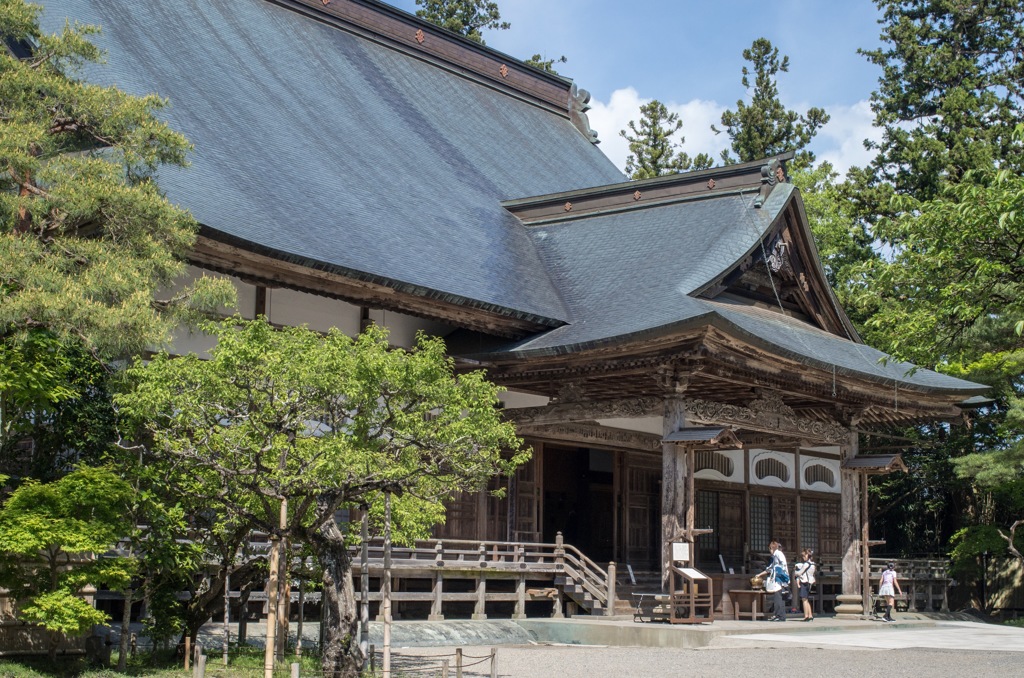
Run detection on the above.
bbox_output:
[0,649,322,677]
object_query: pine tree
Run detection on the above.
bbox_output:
[858,0,1024,202]
[620,100,713,180]
[713,38,829,168]
[414,0,509,44]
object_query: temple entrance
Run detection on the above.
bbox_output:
[542,445,615,563]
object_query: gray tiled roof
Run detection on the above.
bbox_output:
[468,184,985,394]
[486,185,789,354]
[44,0,985,397]
[46,0,625,324]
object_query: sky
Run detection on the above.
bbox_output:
[385,0,887,175]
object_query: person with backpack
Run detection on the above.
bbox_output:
[878,561,902,623]
[795,548,816,621]
[754,539,789,621]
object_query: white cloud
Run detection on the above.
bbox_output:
[588,88,728,172]
[588,90,883,178]
[813,100,882,176]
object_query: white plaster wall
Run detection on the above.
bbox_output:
[695,448,746,483]
[168,325,218,359]
[365,308,454,348]
[748,448,796,489]
[161,265,256,318]
[800,456,841,494]
[803,445,841,457]
[265,287,360,336]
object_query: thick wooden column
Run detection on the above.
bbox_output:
[661,397,690,589]
[837,430,863,617]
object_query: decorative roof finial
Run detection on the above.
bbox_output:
[569,84,599,144]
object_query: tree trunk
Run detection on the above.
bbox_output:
[178,559,265,652]
[117,588,133,671]
[316,518,360,678]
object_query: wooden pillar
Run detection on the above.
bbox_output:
[860,469,871,614]
[661,396,690,589]
[837,431,863,617]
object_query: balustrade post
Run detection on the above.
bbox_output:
[430,541,444,621]
[553,532,565,618]
[474,573,487,620]
[606,562,616,616]
[430,571,444,621]
[514,545,526,619]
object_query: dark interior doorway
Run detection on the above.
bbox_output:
[542,446,615,563]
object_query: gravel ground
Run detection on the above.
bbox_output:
[383,643,1024,678]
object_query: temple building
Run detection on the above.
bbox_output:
[46,0,986,614]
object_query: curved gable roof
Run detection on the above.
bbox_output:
[46,0,624,324]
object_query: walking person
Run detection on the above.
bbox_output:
[878,561,902,622]
[794,548,816,621]
[754,539,789,621]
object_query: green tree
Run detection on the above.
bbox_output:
[0,466,134,661]
[855,128,1024,577]
[789,163,875,296]
[0,0,234,361]
[524,53,567,74]
[713,38,829,168]
[415,0,509,44]
[117,318,526,678]
[620,100,713,180]
[857,0,1024,204]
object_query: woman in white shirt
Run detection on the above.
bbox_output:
[794,548,816,621]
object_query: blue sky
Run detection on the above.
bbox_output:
[386,0,887,175]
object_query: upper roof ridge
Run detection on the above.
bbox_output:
[275,0,600,142]
[503,153,795,225]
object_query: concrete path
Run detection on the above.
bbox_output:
[725,619,1024,652]
[183,615,1024,677]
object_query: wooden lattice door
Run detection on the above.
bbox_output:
[772,495,797,555]
[511,445,541,543]
[626,466,660,570]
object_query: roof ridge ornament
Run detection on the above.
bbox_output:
[569,84,599,144]
[754,158,786,208]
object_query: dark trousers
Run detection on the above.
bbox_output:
[771,590,785,619]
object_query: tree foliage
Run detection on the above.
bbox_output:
[859,160,1024,364]
[0,0,234,362]
[0,466,134,660]
[117,317,526,677]
[414,0,509,44]
[620,100,713,180]
[524,53,567,75]
[714,38,829,168]
[858,0,1024,202]
[789,163,876,296]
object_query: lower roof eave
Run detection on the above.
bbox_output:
[193,229,568,336]
[462,308,988,402]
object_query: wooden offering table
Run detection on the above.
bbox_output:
[728,589,768,621]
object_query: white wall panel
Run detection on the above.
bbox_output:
[749,448,796,489]
[265,287,360,336]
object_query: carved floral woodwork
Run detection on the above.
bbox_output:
[504,394,850,444]
[519,422,661,452]
[686,397,850,444]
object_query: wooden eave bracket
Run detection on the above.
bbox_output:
[662,426,743,449]
[842,454,909,474]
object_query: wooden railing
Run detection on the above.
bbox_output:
[811,556,951,613]
[351,532,616,619]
